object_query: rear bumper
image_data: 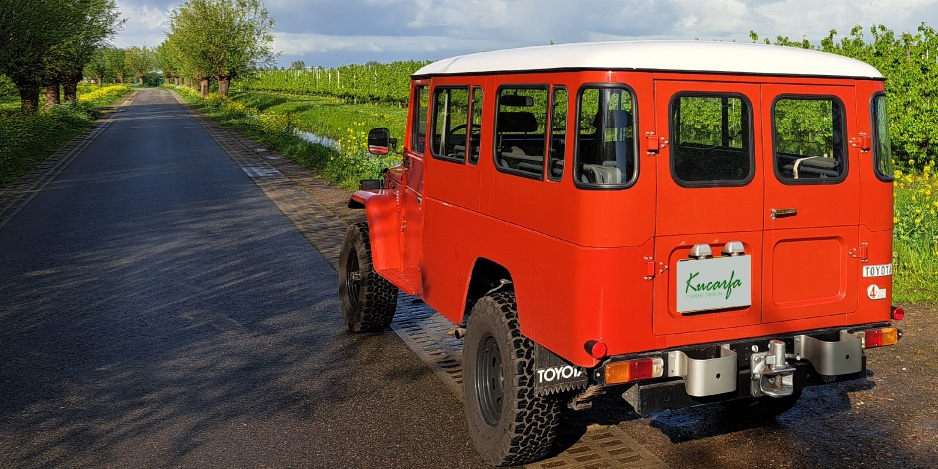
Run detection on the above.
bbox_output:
[593,323,897,415]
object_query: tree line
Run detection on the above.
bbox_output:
[0,0,123,111]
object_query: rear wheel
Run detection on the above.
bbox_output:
[463,292,561,466]
[338,222,398,332]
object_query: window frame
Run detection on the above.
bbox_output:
[573,83,640,190]
[411,84,429,154]
[770,93,849,186]
[469,85,484,165]
[668,91,755,188]
[547,85,568,182]
[870,92,894,183]
[492,84,551,181]
[430,85,472,164]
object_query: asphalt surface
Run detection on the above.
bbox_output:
[0,89,487,467]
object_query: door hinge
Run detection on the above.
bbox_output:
[644,132,668,155]
[644,257,656,280]
[850,133,871,153]
[849,243,869,262]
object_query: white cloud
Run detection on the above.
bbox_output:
[109,0,938,66]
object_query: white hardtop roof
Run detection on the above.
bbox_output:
[414,41,883,79]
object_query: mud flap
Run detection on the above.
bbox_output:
[534,344,589,397]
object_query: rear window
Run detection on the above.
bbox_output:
[670,94,753,186]
[575,86,637,187]
[773,96,846,183]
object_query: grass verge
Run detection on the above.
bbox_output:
[171,87,405,189]
[0,84,133,188]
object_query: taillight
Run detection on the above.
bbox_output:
[891,306,905,321]
[856,327,899,348]
[604,357,664,384]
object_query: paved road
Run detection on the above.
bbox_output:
[0,89,486,467]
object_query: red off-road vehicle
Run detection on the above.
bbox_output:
[340,41,902,466]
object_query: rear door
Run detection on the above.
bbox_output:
[652,80,764,335]
[761,84,860,322]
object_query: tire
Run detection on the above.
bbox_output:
[338,222,398,332]
[721,389,802,419]
[462,292,561,466]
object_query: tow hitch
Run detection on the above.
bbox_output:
[750,339,797,397]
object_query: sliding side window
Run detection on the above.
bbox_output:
[871,94,893,181]
[773,96,846,183]
[431,87,471,163]
[495,87,549,179]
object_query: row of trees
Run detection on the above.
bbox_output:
[158,0,278,98]
[0,0,123,111]
[83,46,154,87]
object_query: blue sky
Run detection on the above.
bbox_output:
[114,0,938,68]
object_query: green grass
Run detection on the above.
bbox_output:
[173,87,406,189]
[0,84,132,188]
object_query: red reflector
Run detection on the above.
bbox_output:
[585,340,608,359]
[865,329,884,348]
[892,306,905,321]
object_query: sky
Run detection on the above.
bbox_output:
[114,0,938,68]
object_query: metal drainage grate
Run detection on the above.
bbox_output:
[241,165,282,178]
[388,297,668,469]
[390,295,465,399]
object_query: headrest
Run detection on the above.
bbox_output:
[497,112,538,133]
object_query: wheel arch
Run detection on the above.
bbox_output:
[462,257,514,324]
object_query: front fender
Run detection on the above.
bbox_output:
[349,190,402,271]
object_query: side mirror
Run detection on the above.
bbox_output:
[368,128,391,155]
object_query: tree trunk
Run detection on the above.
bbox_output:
[63,81,78,103]
[217,75,230,97]
[18,85,39,113]
[199,78,209,98]
[174,76,180,86]
[136,73,144,85]
[117,73,124,85]
[44,83,61,106]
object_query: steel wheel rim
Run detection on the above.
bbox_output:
[476,333,504,426]
[345,248,362,310]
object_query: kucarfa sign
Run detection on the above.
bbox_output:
[676,256,752,313]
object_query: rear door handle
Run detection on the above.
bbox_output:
[771,208,797,219]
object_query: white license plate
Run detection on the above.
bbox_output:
[676,255,752,313]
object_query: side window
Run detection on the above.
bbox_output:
[576,86,637,187]
[470,86,483,164]
[431,87,471,162]
[773,97,846,182]
[548,86,567,181]
[872,94,894,181]
[495,86,549,179]
[671,94,752,185]
[412,85,428,154]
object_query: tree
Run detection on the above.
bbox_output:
[47,0,123,102]
[166,0,278,97]
[125,45,153,85]
[290,60,306,70]
[155,41,184,86]
[0,0,91,111]
[105,47,129,84]
[84,47,109,86]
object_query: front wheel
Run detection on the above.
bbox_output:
[338,222,398,332]
[462,292,561,466]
